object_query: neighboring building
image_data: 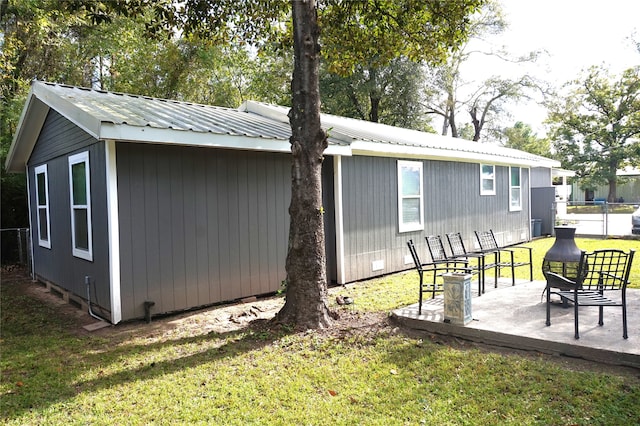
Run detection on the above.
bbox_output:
[568,167,640,204]
[5,81,561,323]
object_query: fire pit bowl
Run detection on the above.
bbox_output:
[542,226,583,291]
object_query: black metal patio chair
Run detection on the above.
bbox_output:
[407,239,469,315]
[544,249,635,339]
[425,235,483,296]
[445,232,498,296]
[474,229,533,286]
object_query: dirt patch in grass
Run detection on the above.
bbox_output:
[3,267,638,382]
[2,267,388,338]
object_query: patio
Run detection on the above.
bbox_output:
[390,279,640,368]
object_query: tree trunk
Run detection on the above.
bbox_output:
[470,106,481,141]
[607,178,618,203]
[369,96,380,122]
[448,106,458,138]
[607,160,618,202]
[275,0,334,329]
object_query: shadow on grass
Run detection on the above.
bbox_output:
[0,271,294,422]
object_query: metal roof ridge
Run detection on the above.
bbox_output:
[41,80,237,112]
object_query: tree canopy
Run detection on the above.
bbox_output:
[501,121,551,158]
[546,65,640,202]
[319,57,433,131]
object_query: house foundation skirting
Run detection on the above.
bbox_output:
[35,275,90,314]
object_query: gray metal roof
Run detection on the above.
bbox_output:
[243,101,558,166]
[39,82,294,140]
[5,81,561,172]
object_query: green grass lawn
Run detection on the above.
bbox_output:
[1,237,639,425]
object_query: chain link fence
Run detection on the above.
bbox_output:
[1,228,32,272]
[555,201,638,237]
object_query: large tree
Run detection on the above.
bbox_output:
[1,0,97,228]
[3,0,483,329]
[466,75,538,141]
[547,65,640,202]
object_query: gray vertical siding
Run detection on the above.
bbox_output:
[531,167,552,188]
[116,143,293,320]
[341,156,397,282]
[340,156,531,283]
[29,110,97,164]
[27,110,111,314]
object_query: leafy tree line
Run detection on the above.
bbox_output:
[1,0,547,167]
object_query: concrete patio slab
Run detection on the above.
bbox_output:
[390,280,640,368]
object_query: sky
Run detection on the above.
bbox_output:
[460,0,640,135]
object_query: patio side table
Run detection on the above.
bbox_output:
[443,273,473,325]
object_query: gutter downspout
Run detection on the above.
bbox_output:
[333,155,345,284]
[105,140,122,324]
[86,276,109,322]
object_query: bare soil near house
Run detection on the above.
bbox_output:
[3,266,639,381]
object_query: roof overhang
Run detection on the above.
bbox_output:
[240,101,561,168]
[5,82,105,172]
[100,122,351,156]
[552,168,576,178]
[5,83,351,172]
[5,92,49,172]
[350,140,561,168]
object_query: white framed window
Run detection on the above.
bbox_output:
[34,164,51,248]
[480,164,495,195]
[398,160,424,233]
[68,152,93,261]
[509,166,522,211]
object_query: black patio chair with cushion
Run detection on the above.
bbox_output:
[544,249,635,339]
[407,239,469,315]
[474,230,533,286]
[445,232,498,296]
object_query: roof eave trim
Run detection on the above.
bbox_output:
[32,82,102,139]
[4,92,46,172]
[99,123,352,156]
[350,140,561,168]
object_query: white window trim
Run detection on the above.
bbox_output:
[509,166,522,212]
[397,160,424,233]
[68,151,93,261]
[34,164,51,248]
[480,164,495,196]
